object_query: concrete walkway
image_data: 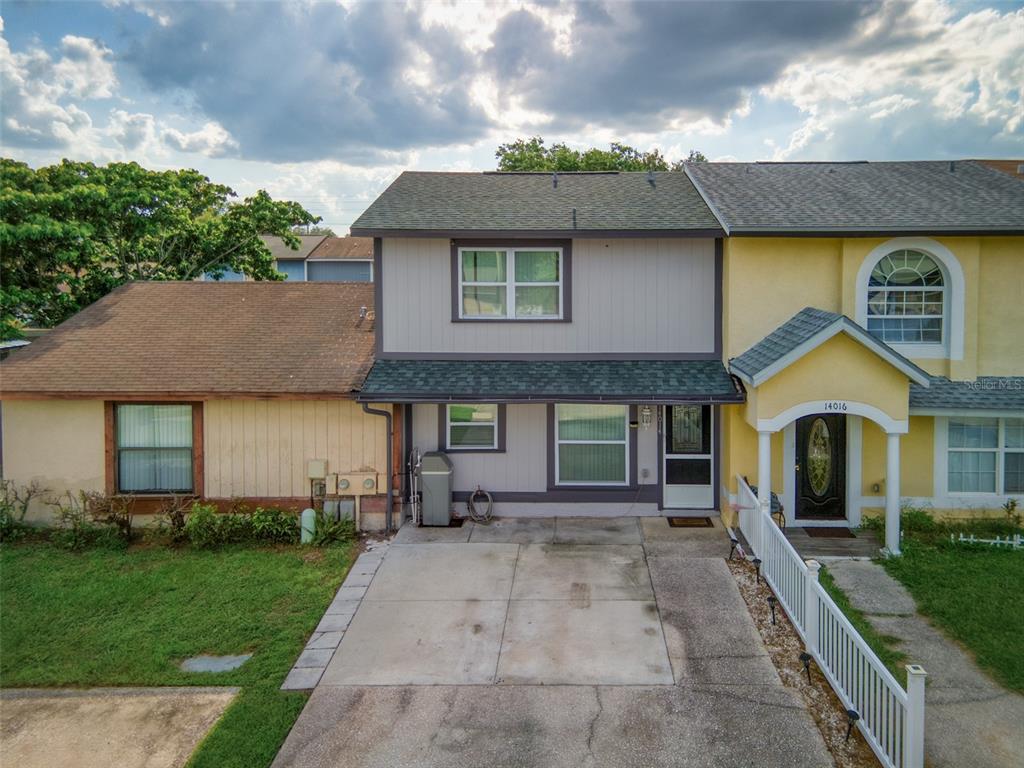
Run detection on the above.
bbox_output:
[272,517,831,768]
[0,687,237,768]
[827,559,1024,768]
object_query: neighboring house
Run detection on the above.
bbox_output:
[685,160,1024,546]
[351,162,1023,549]
[0,282,397,530]
[201,235,374,282]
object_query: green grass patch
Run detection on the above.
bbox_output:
[817,564,908,685]
[881,539,1024,694]
[0,541,354,767]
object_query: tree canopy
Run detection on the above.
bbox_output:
[495,137,706,172]
[0,159,317,339]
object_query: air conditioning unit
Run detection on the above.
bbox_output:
[336,472,379,495]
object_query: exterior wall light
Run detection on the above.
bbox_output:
[639,405,653,430]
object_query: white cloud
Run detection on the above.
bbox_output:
[107,108,158,151]
[53,35,118,98]
[762,2,1023,158]
[162,121,240,157]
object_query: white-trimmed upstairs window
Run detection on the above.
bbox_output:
[446,404,499,450]
[948,417,1024,494]
[866,249,945,345]
[555,404,628,486]
[459,248,562,319]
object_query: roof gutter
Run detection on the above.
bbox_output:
[356,392,746,405]
[361,403,393,532]
[349,227,726,239]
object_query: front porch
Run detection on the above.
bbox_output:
[728,307,933,555]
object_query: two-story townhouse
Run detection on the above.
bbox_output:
[684,160,1024,553]
[350,171,743,518]
[351,162,1023,551]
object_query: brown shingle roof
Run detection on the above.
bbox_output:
[0,282,375,398]
[260,234,327,261]
[308,236,374,260]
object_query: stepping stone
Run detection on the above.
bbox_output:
[180,654,251,673]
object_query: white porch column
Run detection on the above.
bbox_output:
[757,430,772,555]
[885,431,901,555]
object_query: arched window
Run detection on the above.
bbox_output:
[865,249,945,344]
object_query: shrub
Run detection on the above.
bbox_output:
[49,492,125,551]
[184,503,223,548]
[251,507,299,544]
[0,480,48,542]
[311,509,356,547]
[150,495,193,544]
[81,491,134,543]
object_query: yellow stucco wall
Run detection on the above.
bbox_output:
[860,416,933,498]
[203,400,390,499]
[1,400,106,522]
[744,332,910,427]
[977,237,1024,376]
[723,235,1023,379]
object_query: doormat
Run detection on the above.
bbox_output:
[667,516,713,528]
[804,527,855,538]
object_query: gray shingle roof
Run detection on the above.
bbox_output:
[730,306,929,386]
[910,377,1024,411]
[359,359,743,403]
[260,234,327,261]
[730,308,842,381]
[686,160,1024,234]
[350,171,722,235]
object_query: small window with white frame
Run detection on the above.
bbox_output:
[459,248,562,319]
[947,417,1024,494]
[446,404,500,450]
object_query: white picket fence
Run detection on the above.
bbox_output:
[950,532,1022,550]
[735,475,926,768]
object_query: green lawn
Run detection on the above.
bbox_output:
[817,564,908,685]
[881,539,1024,693]
[0,542,354,767]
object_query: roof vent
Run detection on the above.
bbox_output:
[571,208,577,229]
[647,169,656,188]
[948,160,955,172]
[1017,164,1024,174]
[552,172,558,189]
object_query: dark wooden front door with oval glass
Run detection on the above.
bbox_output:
[795,414,846,518]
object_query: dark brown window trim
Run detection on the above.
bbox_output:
[105,401,203,497]
[438,403,507,454]
[450,239,572,323]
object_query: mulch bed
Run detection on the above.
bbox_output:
[727,558,881,768]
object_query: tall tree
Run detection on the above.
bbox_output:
[0,159,317,339]
[495,137,706,172]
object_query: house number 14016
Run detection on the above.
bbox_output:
[824,401,848,412]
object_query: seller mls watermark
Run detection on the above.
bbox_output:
[965,379,1024,392]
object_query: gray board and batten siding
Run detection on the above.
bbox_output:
[379,236,718,358]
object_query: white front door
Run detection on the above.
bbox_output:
[663,405,714,508]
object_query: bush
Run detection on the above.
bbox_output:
[311,509,356,547]
[184,503,298,547]
[150,495,193,544]
[184,503,225,548]
[865,503,1024,546]
[50,492,125,551]
[251,507,299,544]
[0,480,48,543]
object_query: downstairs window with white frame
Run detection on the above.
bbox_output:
[555,404,628,486]
[446,404,500,450]
[947,417,1024,495]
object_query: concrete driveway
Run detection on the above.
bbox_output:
[274,517,831,768]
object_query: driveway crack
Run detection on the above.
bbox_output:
[583,687,603,765]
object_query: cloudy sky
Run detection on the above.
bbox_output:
[2,0,1021,232]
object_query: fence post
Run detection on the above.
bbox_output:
[804,559,820,653]
[904,664,927,768]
